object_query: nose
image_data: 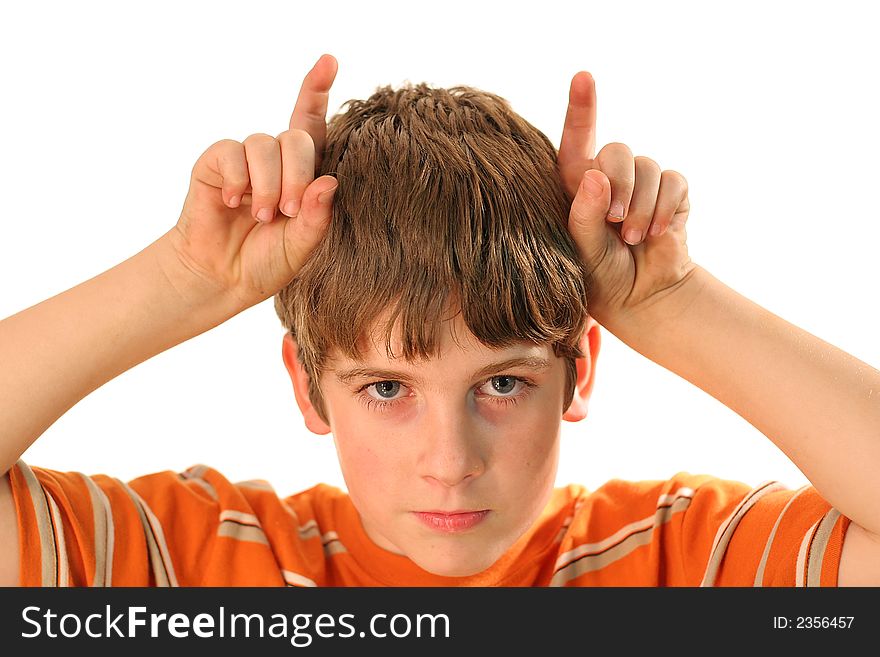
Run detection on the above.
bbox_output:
[417,404,487,488]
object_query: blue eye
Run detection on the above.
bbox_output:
[359,380,407,410]
[490,376,517,395]
[356,375,536,412]
[479,375,530,399]
[373,381,401,399]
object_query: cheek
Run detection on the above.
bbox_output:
[331,419,409,491]
[492,393,562,480]
[504,421,560,516]
[507,423,559,476]
[336,435,388,480]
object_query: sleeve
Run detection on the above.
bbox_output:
[705,481,852,587]
[8,459,226,586]
[552,472,851,587]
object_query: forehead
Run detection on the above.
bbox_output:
[324,304,556,380]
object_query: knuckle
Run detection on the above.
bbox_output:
[243,132,276,147]
[224,177,250,191]
[199,139,238,166]
[634,156,661,173]
[277,127,315,148]
[662,169,689,195]
[606,141,633,156]
[218,160,248,188]
[206,138,242,157]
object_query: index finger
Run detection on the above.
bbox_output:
[557,71,597,198]
[288,53,339,171]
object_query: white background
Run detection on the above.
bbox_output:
[1,0,877,496]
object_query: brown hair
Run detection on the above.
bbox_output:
[274,81,592,424]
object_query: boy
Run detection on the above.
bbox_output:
[0,53,878,586]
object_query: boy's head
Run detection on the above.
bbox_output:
[274,81,601,577]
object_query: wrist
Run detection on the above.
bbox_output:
[599,263,710,354]
[153,228,249,320]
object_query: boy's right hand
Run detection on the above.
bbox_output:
[164,54,340,312]
[557,71,695,334]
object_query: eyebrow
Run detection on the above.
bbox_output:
[333,356,552,385]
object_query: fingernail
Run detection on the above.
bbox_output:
[256,207,274,223]
[624,228,642,245]
[228,195,241,208]
[649,223,664,237]
[282,200,300,217]
[608,200,625,220]
[318,184,338,203]
[581,171,603,198]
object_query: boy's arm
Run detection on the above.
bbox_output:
[0,226,247,586]
[0,53,340,480]
[0,235,241,479]
[558,72,880,584]
[567,155,880,583]
[0,55,341,585]
[0,473,18,586]
[0,234,236,587]
[605,265,880,585]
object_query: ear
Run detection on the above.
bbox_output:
[281,333,332,435]
[562,315,601,422]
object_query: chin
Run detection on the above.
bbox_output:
[411,541,506,578]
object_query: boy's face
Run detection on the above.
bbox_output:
[283,309,597,578]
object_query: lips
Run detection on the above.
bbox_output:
[413,510,490,533]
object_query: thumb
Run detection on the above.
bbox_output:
[283,175,337,275]
[567,169,611,264]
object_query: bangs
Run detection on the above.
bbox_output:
[273,82,592,418]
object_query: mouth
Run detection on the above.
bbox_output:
[412,510,490,533]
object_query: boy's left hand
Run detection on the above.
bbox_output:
[557,71,698,331]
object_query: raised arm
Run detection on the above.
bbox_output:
[0,54,341,584]
[608,266,880,586]
[557,70,880,585]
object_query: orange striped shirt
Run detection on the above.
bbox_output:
[8,460,850,586]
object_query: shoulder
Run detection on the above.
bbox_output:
[562,471,747,521]
[551,472,801,586]
[125,465,343,510]
[561,471,851,587]
[10,460,346,586]
[120,466,350,586]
